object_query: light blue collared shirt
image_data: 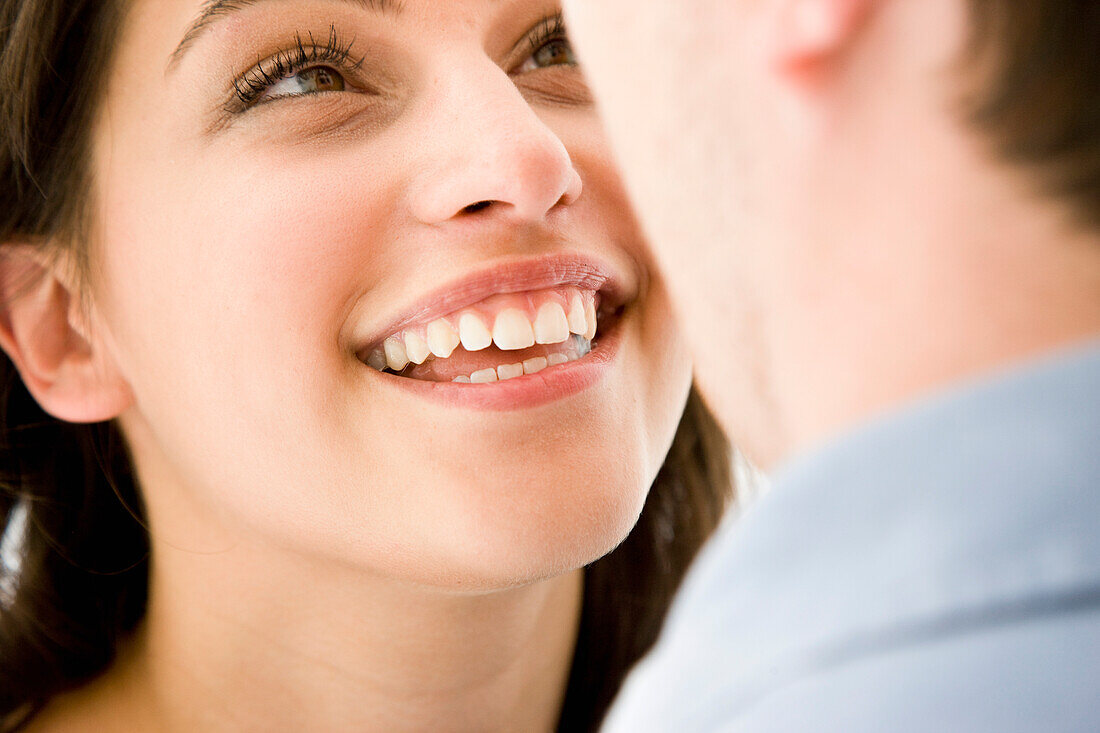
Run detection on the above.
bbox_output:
[605,341,1100,732]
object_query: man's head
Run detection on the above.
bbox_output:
[564,0,1100,467]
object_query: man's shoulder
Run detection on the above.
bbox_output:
[608,594,1100,732]
[605,342,1100,731]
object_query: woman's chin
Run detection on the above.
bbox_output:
[380,482,648,593]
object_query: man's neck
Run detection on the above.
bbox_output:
[769,164,1100,469]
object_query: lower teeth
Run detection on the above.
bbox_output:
[453,335,592,384]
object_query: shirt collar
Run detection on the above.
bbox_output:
[667,338,1100,696]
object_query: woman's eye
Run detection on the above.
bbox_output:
[518,37,577,73]
[262,66,347,101]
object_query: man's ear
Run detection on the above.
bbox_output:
[0,245,133,423]
[767,0,879,80]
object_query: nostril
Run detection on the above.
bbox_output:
[462,200,493,215]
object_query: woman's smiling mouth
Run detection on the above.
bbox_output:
[360,286,616,383]
[353,255,631,395]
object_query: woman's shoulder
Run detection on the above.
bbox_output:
[13,670,150,733]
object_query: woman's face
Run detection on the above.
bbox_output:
[88,0,691,589]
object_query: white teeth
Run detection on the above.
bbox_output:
[470,367,498,384]
[426,318,460,358]
[492,309,536,350]
[383,337,409,371]
[567,294,587,335]
[368,289,604,378]
[404,331,431,365]
[533,302,570,345]
[523,356,548,375]
[459,313,493,352]
[583,299,597,341]
[450,336,590,384]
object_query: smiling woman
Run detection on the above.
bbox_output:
[0,1,731,731]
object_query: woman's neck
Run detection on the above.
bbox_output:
[35,538,584,733]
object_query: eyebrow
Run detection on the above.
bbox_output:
[167,0,403,73]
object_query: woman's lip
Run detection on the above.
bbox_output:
[351,252,631,354]
[370,313,625,411]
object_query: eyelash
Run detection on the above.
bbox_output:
[231,25,363,109]
[230,13,573,111]
[520,13,571,67]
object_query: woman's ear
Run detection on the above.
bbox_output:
[0,245,133,423]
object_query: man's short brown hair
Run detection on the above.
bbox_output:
[963,2,1100,230]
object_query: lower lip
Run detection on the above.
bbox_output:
[373,317,624,411]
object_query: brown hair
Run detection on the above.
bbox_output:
[961,1,1100,230]
[0,1,732,731]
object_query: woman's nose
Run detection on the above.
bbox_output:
[408,61,583,226]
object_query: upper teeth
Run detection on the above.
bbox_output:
[458,313,492,352]
[427,318,461,358]
[364,288,601,373]
[492,309,536,350]
[534,301,570,344]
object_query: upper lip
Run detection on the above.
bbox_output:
[352,252,634,356]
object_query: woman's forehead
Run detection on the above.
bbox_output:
[115,0,556,80]
[169,0,404,69]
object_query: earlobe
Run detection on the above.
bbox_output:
[0,246,133,424]
[769,0,877,79]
